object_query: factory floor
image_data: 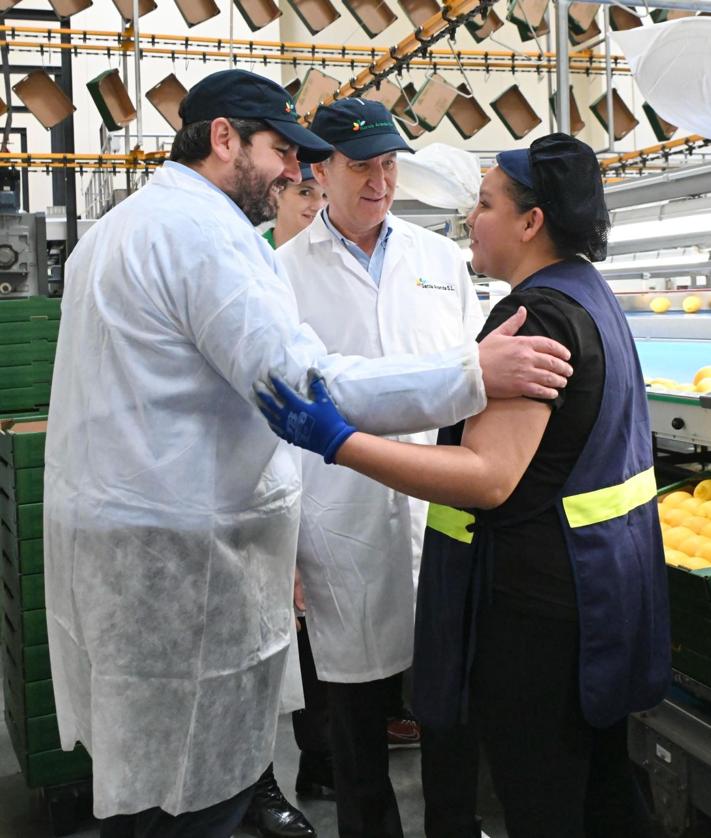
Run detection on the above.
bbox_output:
[0,655,507,838]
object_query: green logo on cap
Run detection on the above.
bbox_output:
[350,119,393,133]
[285,101,296,115]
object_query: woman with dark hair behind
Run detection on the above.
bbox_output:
[257,133,671,837]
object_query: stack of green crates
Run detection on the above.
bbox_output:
[1,417,91,787]
[0,297,60,417]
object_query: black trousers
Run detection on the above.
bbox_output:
[470,594,657,838]
[98,784,255,838]
[292,618,330,755]
[421,722,480,838]
[292,620,405,755]
[326,674,405,838]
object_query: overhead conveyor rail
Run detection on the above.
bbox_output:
[600,136,711,177]
[0,23,632,77]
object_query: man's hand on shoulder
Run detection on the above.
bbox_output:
[479,306,573,400]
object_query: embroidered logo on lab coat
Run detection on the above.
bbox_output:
[416,277,455,291]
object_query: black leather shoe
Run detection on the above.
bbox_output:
[295,751,336,801]
[242,764,316,837]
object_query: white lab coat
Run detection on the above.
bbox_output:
[43,163,486,819]
[280,213,484,682]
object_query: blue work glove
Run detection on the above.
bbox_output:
[255,370,356,464]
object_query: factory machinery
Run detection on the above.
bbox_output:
[601,169,711,838]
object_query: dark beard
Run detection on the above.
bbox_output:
[226,152,288,226]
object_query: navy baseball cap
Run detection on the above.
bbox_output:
[299,162,315,181]
[179,69,333,163]
[496,148,534,189]
[310,99,413,161]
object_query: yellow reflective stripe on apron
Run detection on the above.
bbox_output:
[427,503,476,544]
[562,466,657,529]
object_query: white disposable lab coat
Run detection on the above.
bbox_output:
[279,213,484,682]
[43,163,486,819]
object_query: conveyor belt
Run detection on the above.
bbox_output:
[634,338,711,383]
[627,311,711,341]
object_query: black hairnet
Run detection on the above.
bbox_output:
[529,133,610,262]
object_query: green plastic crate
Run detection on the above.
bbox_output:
[0,420,47,469]
[0,461,44,504]
[0,321,60,346]
[2,568,45,611]
[0,362,54,390]
[2,528,44,575]
[3,649,55,717]
[3,606,48,647]
[4,706,91,788]
[5,703,61,753]
[0,298,61,324]
[3,636,51,682]
[0,383,51,415]
[0,342,57,368]
[0,495,43,540]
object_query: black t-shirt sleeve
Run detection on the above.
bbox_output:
[476,288,583,412]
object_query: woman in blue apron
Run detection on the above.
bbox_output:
[257,133,670,837]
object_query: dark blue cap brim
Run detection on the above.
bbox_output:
[496,149,534,189]
[299,162,315,181]
[331,130,413,161]
[264,116,334,163]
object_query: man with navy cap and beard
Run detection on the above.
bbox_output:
[44,67,573,838]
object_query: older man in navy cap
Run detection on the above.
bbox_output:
[277,99,485,838]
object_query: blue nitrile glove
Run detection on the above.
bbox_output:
[255,370,357,464]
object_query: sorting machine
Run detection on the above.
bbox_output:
[622,291,711,837]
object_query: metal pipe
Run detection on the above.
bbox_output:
[604,4,614,153]
[555,0,570,133]
[131,0,143,148]
[59,17,78,255]
[605,164,711,209]
[575,0,711,9]
[546,27,554,132]
[122,19,132,195]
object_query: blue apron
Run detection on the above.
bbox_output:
[413,258,670,730]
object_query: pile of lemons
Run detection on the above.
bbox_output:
[646,365,711,395]
[660,479,711,570]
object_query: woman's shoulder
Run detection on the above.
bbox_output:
[483,286,595,343]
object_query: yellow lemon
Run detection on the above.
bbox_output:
[660,507,687,526]
[695,378,711,393]
[700,521,711,539]
[693,366,711,386]
[664,548,687,566]
[693,480,711,502]
[664,526,696,549]
[684,515,711,534]
[650,296,672,314]
[662,491,693,507]
[682,295,703,313]
[678,556,711,570]
[680,497,704,513]
[695,541,711,562]
[679,534,706,556]
[648,378,680,390]
[698,501,711,519]
[677,383,696,393]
